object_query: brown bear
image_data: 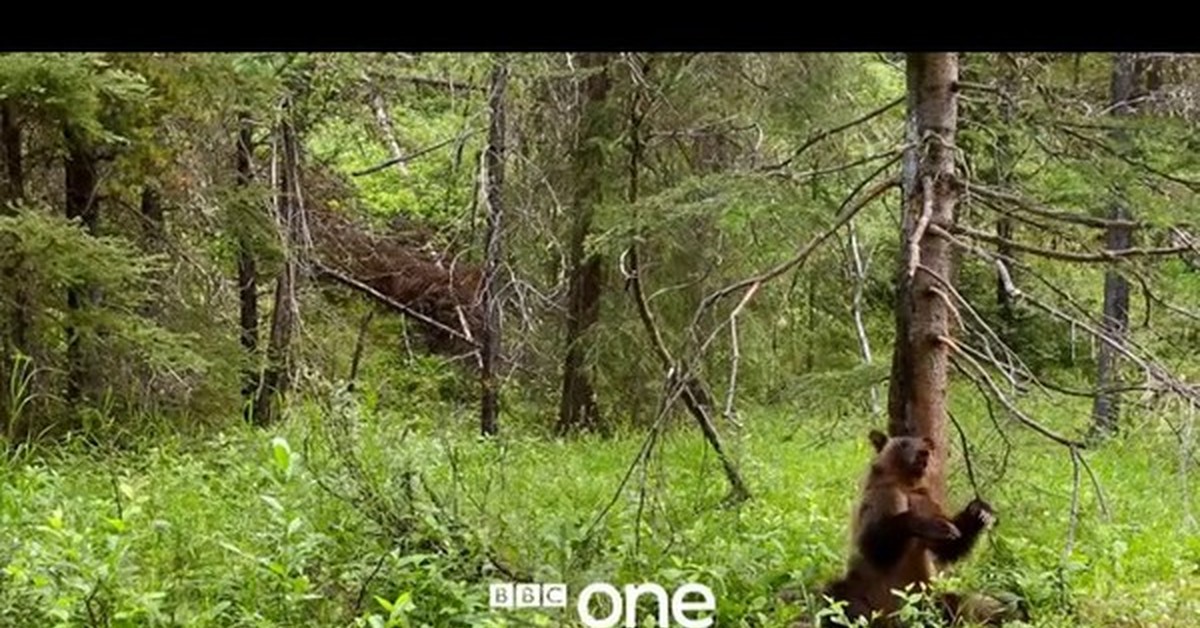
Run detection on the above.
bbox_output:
[821,429,1000,626]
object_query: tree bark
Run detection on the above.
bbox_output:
[367,77,409,177]
[847,220,879,415]
[994,54,1019,340]
[140,185,164,252]
[2,102,23,202]
[1091,53,1138,438]
[252,110,301,426]
[347,309,374,393]
[138,185,165,319]
[64,125,100,409]
[1,100,28,436]
[479,58,507,437]
[887,53,960,503]
[235,113,260,421]
[557,53,612,434]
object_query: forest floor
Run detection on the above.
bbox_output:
[1,387,1198,627]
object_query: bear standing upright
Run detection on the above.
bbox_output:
[822,429,997,626]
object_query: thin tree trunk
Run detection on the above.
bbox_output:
[887,53,960,504]
[1091,53,1138,438]
[995,54,1019,340]
[367,78,409,176]
[139,185,164,318]
[557,53,612,434]
[347,309,374,393]
[624,57,749,503]
[805,271,816,372]
[847,220,879,415]
[252,110,301,426]
[480,59,507,437]
[235,113,259,421]
[64,125,100,410]
[140,186,164,251]
[1,102,23,202]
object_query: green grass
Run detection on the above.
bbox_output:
[1,388,1198,627]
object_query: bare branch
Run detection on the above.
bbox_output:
[395,75,486,93]
[906,175,935,278]
[352,128,483,177]
[917,264,1030,391]
[1064,446,1082,561]
[695,174,899,325]
[1055,124,1200,191]
[967,182,1143,230]
[942,228,1200,412]
[778,149,904,183]
[947,410,982,499]
[312,261,478,347]
[948,348,1088,449]
[1078,451,1110,520]
[762,95,904,171]
[944,223,1189,263]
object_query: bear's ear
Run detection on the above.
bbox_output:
[868,430,889,453]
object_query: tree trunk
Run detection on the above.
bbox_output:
[367,77,409,176]
[1,100,28,436]
[557,53,612,434]
[887,53,960,504]
[995,54,1019,341]
[140,185,164,252]
[252,111,301,426]
[64,125,100,409]
[624,57,750,503]
[138,185,165,319]
[2,102,23,202]
[847,220,879,415]
[480,58,507,437]
[235,113,260,421]
[1091,53,1138,438]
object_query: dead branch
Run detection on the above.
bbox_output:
[906,175,936,278]
[1063,446,1082,561]
[621,69,750,504]
[947,410,982,499]
[312,261,479,348]
[1054,124,1200,191]
[945,223,1190,262]
[365,74,410,177]
[1078,450,1110,520]
[580,372,690,546]
[966,182,1142,229]
[847,219,880,415]
[624,234,750,504]
[395,75,487,93]
[351,128,483,177]
[947,348,1088,449]
[762,95,904,171]
[916,264,1031,391]
[959,361,1014,482]
[724,309,744,428]
[944,219,1200,421]
[694,174,899,327]
[781,149,904,183]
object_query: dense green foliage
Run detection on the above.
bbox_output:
[2,51,1200,626]
[1,394,1197,626]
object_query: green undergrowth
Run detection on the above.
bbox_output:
[0,386,1198,627]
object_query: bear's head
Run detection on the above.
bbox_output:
[868,429,934,482]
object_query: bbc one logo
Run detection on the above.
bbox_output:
[489,581,716,628]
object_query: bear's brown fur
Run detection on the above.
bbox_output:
[822,430,999,626]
